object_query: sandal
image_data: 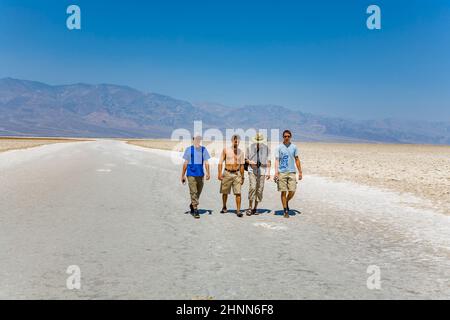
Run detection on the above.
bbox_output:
[220,207,228,214]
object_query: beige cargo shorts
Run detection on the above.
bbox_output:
[220,170,242,195]
[277,172,297,192]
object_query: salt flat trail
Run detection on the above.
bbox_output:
[0,140,449,299]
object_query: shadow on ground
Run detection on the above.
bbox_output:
[222,208,272,215]
[274,209,301,216]
[184,209,213,215]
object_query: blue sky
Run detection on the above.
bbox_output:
[0,0,449,120]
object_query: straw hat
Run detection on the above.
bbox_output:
[252,133,267,144]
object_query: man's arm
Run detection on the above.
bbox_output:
[266,160,272,180]
[247,147,256,165]
[265,146,271,179]
[239,156,245,185]
[295,156,302,180]
[218,149,225,180]
[274,158,279,178]
[244,147,249,165]
[273,146,279,179]
[204,160,210,180]
[181,160,188,183]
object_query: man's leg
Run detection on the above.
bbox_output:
[248,172,256,215]
[247,198,254,216]
[222,193,228,209]
[188,177,200,218]
[252,200,259,215]
[196,177,204,208]
[236,194,241,215]
[234,174,243,217]
[220,172,231,213]
[281,191,287,209]
[253,173,259,211]
[286,173,297,211]
[254,174,264,212]
[187,176,198,208]
[281,191,290,218]
[287,191,295,202]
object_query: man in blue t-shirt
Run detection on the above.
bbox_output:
[274,129,303,218]
[181,135,211,219]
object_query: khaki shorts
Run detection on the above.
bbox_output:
[248,172,265,202]
[220,170,242,195]
[277,172,297,192]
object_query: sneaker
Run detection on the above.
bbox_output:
[194,210,200,219]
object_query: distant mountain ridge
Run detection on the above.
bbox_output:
[0,78,449,144]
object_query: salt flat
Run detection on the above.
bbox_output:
[0,137,82,153]
[1,139,449,299]
[129,140,450,214]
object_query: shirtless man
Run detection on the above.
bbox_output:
[218,134,245,217]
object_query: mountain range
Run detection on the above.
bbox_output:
[0,77,449,144]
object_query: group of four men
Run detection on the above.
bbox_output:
[180,130,303,219]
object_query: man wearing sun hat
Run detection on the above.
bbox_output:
[245,132,271,216]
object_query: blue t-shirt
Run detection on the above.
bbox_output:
[183,145,211,177]
[275,143,298,173]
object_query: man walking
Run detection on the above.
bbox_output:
[274,130,302,218]
[218,134,245,217]
[181,135,211,219]
[245,133,271,216]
